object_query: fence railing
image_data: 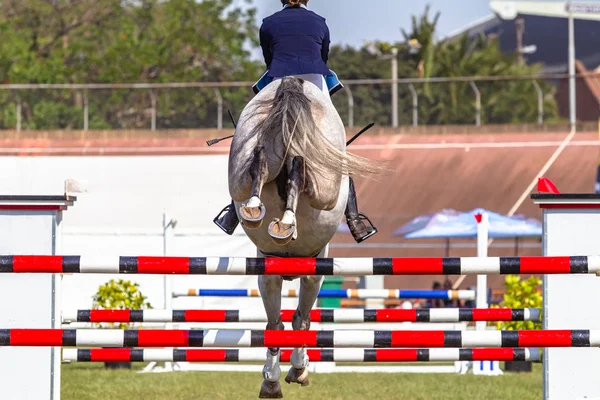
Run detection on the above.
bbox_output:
[1,71,597,131]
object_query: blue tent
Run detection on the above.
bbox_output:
[337,208,541,255]
[392,209,462,237]
[403,208,542,239]
[337,209,463,235]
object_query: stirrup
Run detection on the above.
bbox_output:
[213,204,239,235]
[347,213,378,244]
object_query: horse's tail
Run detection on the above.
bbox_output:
[250,77,387,180]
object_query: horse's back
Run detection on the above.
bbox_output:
[229,78,347,206]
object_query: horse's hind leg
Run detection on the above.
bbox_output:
[285,274,323,387]
[258,275,284,398]
[240,146,268,230]
[268,156,304,245]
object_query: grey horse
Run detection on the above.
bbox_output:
[227,76,383,398]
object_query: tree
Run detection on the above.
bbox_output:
[0,0,262,129]
[0,3,559,129]
[328,45,415,127]
[329,5,558,127]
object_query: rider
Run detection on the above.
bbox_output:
[213,0,377,243]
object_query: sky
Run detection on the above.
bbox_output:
[251,0,495,48]
[245,0,586,58]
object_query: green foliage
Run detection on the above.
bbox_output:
[328,46,414,127]
[0,2,559,128]
[492,275,542,331]
[331,6,558,127]
[0,0,261,129]
[92,279,152,329]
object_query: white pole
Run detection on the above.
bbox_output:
[163,210,175,372]
[162,210,174,309]
[568,0,577,128]
[391,48,398,128]
[476,213,489,332]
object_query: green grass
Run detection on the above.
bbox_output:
[62,362,542,400]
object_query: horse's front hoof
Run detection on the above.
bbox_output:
[268,219,296,245]
[259,380,283,398]
[240,197,266,230]
[284,367,309,387]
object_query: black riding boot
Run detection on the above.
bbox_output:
[213,200,239,235]
[345,177,377,243]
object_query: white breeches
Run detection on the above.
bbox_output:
[274,73,331,102]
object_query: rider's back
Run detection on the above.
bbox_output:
[260,7,331,78]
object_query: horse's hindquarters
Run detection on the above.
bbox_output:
[237,177,348,257]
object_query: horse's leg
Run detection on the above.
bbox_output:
[268,156,304,245]
[285,246,327,387]
[284,275,322,387]
[240,146,269,229]
[258,274,284,399]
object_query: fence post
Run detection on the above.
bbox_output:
[16,94,21,132]
[345,85,354,128]
[470,81,481,126]
[149,89,157,131]
[532,80,544,125]
[408,84,418,127]
[83,90,89,131]
[214,88,223,130]
[391,48,399,128]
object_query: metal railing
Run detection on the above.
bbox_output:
[1,71,597,131]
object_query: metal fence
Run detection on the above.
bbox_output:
[1,71,597,131]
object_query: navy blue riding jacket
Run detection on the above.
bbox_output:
[259,6,331,78]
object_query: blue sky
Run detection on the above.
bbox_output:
[251,0,495,48]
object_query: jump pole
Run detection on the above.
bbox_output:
[2,255,600,275]
[62,348,541,363]
[171,288,476,300]
[2,328,599,348]
[62,308,541,324]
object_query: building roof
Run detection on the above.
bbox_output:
[443,14,501,42]
[444,13,600,73]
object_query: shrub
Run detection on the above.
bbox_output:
[91,279,152,329]
[492,275,542,331]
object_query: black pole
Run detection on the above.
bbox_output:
[206,110,237,146]
[346,123,375,146]
[207,119,375,148]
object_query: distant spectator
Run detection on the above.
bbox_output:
[426,281,444,308]
[443,278,458,308]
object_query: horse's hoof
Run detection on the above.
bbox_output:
[240,199,266,230]
[259,380,283,398]
[284,367,309,387]
[268,219,296,246]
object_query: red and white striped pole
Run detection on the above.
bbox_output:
[2,329,599,348]
[62,308,542,324]
[62,348,541,363]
